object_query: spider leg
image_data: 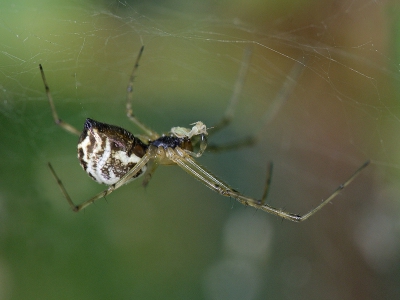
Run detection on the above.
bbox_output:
[207,56,307,152]
[39,64,81,136]
[206,136,257,153]
[141,159,159,188]
[210,47,252,135]
[49,152,152,212]
[170,147,369,222]
[126,46,159,140]
[260,162,273,205]
[257,57,307,132]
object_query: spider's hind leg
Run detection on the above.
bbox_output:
[49,152,153,212]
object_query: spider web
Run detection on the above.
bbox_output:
[0,0,399,299]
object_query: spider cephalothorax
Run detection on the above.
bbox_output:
[41,46,369,221]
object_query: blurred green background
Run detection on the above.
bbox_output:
[0,0,400,299]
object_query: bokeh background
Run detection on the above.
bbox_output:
[0,0,400,299]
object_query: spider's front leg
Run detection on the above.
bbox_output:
[210,47,252,135]
[169,147,369,222]
[207,55,307,153]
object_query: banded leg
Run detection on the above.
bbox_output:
[39,64,81,136]
[170,147,370,222]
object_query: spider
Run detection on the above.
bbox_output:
[40,46,370,222]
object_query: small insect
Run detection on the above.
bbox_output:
[40,46,369,222]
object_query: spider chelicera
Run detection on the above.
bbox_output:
[40,46,369,222]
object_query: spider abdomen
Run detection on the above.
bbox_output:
[77,118,148,185]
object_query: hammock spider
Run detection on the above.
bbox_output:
[40,46,369,222]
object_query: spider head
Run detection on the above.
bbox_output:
[77,118,148,185]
